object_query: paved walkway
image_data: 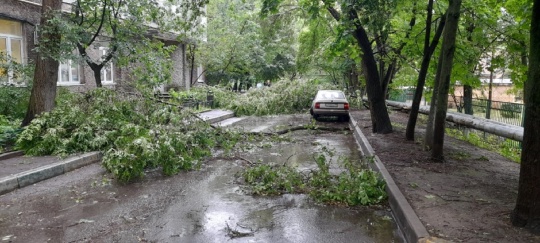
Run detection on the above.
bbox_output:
[0,154,65,179]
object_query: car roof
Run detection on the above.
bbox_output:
[316,90,346,99]
[317,90,344,93]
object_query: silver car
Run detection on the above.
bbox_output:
[309,90,350,122]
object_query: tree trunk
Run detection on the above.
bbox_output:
[348,62,359,91]
[349,11,392,134]
[405,0,446,141]
[463,19,475,116]
[21,0,62,127]
[424,52,444,149]
[92,65,103,88]
[487,68,494,119]
[463,85,473,114]
[325,6,392,134]
[389,100,524,141]
[512,0,540,231]
[431,0,463,161]
[382,61,397,99]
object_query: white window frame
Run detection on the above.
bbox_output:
[99,47,114,84]
[57,60,81,86]
[0,19,25,85]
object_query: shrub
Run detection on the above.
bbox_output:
[0,115,22,153]
[0,85,30,120]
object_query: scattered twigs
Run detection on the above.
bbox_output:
[212,154,256,166]
[248,125,351,136]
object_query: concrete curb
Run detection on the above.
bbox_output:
[349,116,429,243]
[198,110,235,124]
[0,151,24,161]
[0,152,102,196]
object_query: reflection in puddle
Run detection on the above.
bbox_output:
[243,133,364,174]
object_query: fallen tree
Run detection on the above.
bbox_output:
[387,100,524,142]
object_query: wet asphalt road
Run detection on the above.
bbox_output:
[0,114,403,242]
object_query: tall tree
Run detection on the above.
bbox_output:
[21,0,62,126]
[405,0,446,141]
[261,0,393,134]
[430,0,463,161]
[424,52,444,149]
[326,2,394,133]
[512,0,540,231]
[200,0,298,87]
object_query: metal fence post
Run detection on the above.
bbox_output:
[207,90,214,108]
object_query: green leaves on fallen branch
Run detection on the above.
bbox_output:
[242,154,387,206]
[176,79,338,116]
[16,89,240,182]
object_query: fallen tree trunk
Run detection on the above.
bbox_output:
[387,100,524,142]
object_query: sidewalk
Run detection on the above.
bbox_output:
[350,109,540,243]
[0,109,237,196]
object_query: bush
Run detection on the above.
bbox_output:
[16,89,239,182]
[0,115,22,153]
[0,85,30,120]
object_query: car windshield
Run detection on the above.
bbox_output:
[317,91,345,99]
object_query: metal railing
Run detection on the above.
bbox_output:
[154,91,215,110]
[448,96,524,127]
[387,92,524,153]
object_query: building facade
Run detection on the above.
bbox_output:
[1,0,198,92]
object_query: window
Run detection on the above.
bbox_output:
[58,60,80,85]
[0,18,24,84]
[99,47,114,84]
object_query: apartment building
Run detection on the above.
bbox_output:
[0,0,200,92]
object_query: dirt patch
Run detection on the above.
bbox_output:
[350,109,540,243]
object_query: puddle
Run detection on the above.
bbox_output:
[241,132,364,175]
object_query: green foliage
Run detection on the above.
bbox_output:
[0,53,35,86]
[224,79,337,116]
[446,128,521,163]
[309,155,387,206]
[0,115,22,153]
[243,164,305,195]
[170,85,236,109]
[16,89,239,182]
[175,79,338,116]
[0,53,33,121]
[0,85,30,120]
[200,0,298,86]
[49,0,208,87]
[122,41,177,91]
[242,153,387,206]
